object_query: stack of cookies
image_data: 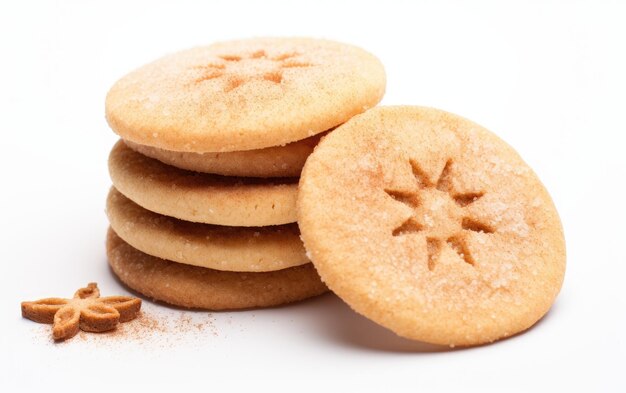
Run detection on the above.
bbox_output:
[104,38,386,310]
[103,37,565,347]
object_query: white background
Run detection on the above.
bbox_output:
[1,1,625,392]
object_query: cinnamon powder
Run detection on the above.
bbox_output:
[30,305,219,346]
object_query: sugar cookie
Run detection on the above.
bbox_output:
[109,140,297,226]
[106,37,385,153]
[107,229,328,310]
[107,188,308,272]
[298,106,565,346]
[125,133,322,178]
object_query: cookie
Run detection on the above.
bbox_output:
[107,229,328,310]
[298,106,566,346]
[105,37,385,153]
[107,187,308,272]
[125,133,323,178]
[21,283,141,341]
[109,140,297,226]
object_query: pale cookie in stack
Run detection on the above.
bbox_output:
[104,37,386,309]
[298,106,565,346]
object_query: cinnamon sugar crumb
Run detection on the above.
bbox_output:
[31,304,219,347]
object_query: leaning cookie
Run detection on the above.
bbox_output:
[107,229,328,310]
[298,106,566,347]
[106,37,385,153]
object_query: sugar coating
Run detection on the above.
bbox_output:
[105,38,386,153]
[106,229,328,310]
[298,106,566,347]
[108,140,298,226]
[125,132,323,178]
[106,188,309,273]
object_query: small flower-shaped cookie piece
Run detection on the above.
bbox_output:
[21,283,141,341]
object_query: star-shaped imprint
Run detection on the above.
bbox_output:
[21,283,141,341]
[194,50,313,92]
[385,160,494,271]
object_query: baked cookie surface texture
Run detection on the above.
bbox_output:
[125,134,322,178]
[107,229,327,310]
[109,140,298,226]
[298,106,566,346]
[106,187,308,272]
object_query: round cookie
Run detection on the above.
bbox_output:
[107,188,308,272]
[298,106,566,347]
[125,132,323,178]
[106,37,385,153]
[106,229,328,310]
[109,140,297,226]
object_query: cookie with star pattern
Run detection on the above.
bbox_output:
[106,37,385,153]
[297,106,566,347]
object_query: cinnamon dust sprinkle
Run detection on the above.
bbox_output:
[29,304,220,347]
